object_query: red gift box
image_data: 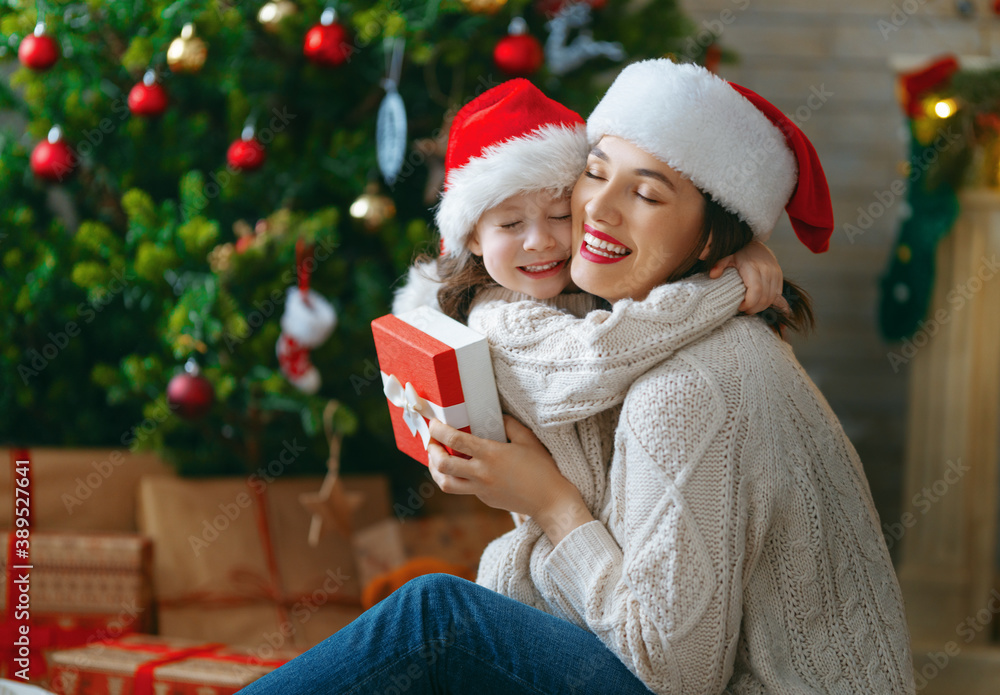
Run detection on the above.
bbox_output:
[47,634,297,695]
[371,306,506,465]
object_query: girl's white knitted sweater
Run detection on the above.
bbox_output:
[468,270,915,695]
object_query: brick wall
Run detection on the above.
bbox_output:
[678,0,997,556]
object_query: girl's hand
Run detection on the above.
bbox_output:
[709,239,790,315]
[426,416,594,545]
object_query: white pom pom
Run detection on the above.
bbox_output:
[280,288,336,348]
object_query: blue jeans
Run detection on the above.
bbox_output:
[238,573,654,695]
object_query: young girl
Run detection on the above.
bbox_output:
[427,61,915,694]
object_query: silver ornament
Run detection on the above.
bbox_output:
[545,3,624,76]
[377,38,407,187]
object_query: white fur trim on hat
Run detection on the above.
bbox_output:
[280,288,337,348]
[586,60,797,239]
[391,260,442,315]
[435,123,588,256]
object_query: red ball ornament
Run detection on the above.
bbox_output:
[227,126,267,171]
[994,0,1000,13]
[128,71,169,118]
[494,18,544,76]
[304,8,351,67]
[167,358,215,421]
[31,127,76,182]
[18,23,60,71]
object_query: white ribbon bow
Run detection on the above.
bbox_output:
[383,374,432,449]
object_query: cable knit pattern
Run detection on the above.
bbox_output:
[469,272,746,618]
[470,276,915,695]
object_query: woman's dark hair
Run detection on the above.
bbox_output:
[670,193,814,335]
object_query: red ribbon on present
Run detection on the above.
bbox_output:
[156,480,361,643]
[89,638,224,694]
[81,637,290,693]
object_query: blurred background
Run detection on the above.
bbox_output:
[2,0,999,691]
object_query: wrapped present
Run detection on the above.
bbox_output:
[0,533,152,682]
[48,634,298,695]
[352,512,515,591]
[0,449,155,682]
[138,475,390,650]
[371,305,506,466]
[0,448,171,533]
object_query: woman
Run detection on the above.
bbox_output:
[431,61,915,694]
[240,61,913,694]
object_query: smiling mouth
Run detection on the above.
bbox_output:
[517,259,567,277]
[582,231,631,259]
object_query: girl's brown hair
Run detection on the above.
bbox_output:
[409,247,499,325]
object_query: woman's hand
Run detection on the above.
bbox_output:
[427,416,594,545]
[710,239,790,315]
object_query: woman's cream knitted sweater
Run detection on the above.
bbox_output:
[468,270,915,695]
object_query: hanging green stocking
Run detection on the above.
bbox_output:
[877,130,960,342]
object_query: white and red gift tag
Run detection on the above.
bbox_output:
[371,305,506,466]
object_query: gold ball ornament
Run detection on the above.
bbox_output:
[167,23,207,73]
[257,1,298,33]
[350,182,396,232]
[460,0,508,14]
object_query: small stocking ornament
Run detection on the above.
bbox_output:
[276,240,336,393]
[276,288,336,393]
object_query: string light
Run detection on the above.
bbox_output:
[932,98,957,119]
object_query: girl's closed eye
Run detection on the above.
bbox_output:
[499,220,523,229]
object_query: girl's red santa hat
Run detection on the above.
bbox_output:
[586,59,834,253]
[436,78,588,256]
[393,78,587,314]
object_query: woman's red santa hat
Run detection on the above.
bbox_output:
[393,78,588,314]
[586,59,834,253]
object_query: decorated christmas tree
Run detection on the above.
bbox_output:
[0,0,705,481]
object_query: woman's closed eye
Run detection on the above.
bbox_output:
[635,189,661,204]
[583,169,605,181]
